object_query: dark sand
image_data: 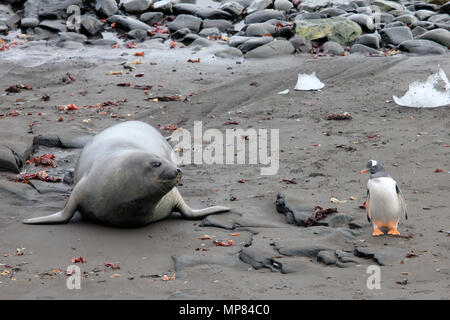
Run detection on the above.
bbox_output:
[0,48,449,299]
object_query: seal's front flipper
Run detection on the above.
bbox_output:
[23,178,84,225]
[173,188,230,219]
[178,205,230,219]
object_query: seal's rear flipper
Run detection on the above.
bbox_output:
[173,188,230,219]
[22,209,74,224]
[23,178,84,225]
[178,205,230,219]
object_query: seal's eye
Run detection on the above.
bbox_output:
[151,161,161,168]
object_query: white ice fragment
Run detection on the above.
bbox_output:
[393,67,450,108]
[294,72,325,91]
[278,89,290,94]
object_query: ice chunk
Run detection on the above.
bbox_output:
[294,72,325,91]
[393,67,450,108]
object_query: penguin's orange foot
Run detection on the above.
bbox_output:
[387,227,400,236]
[372,228,384,236]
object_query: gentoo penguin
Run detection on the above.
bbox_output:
[360,160,408,236]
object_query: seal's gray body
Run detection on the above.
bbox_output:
[23,121,229,227]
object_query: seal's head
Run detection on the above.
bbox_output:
[117,151,182,201]
[142,155,182,194]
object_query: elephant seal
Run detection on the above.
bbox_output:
[23,121,230,227]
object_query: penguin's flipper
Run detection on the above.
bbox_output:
[365,190,371,222]
[396,184,408,220]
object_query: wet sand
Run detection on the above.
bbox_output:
[0,47,449,299]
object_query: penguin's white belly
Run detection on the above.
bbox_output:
[368,177,401,225]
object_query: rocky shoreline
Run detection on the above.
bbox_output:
[1,0,449,58]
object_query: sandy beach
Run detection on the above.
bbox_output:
[0,0,449,301]
[0,46,449,299]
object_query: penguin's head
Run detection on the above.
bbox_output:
[360,159,384,175]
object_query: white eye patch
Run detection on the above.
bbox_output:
[369,160,378,167]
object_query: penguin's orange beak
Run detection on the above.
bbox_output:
[360,169,369,174]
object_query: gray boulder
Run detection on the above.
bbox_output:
[398,39,448,55]
[247,0,272,14]
[25,0,83,20]
[190,37,214,48]
[140,12,164,24]
[378,12,395,24]
[58,31,87,42]
[128,29,148,40]
[323,40,344,55]
[317,251,337,265]
[199,27,220,38]
[347,14,375,32]
[245,39,294,58]
[385,21,405,28]
[238,36,273,53]
[202,19,233,31]
[39,19,67,32]
[412,20,435,30]
[417,28,450,48]
[81,14,104,36]
[108,15,152,31]
[428,14,450,25]
[295,16,362,46]
[356,33,381,49]
[393,14,419,25]
[379,26,413,46]
[245,11,285,24]
[440,2,450,14]
[319,7,347,17]
[122,0,152,13]
[228,35,254,47]
[274,0,293,11]
[95,0,118,17]
[289,35,312,53]
[196,8,233,20]
[372,0,404,12]
[151,0,172,12]
[219,1,244,17]
[0,22,7,35]
[21,17,39,28]
[168,14,202,33]
[214,46,243,58]
[172,27,190,39]
[350,43,382,54]
[0,125,33,173]
[415,9,436,21]
[172,3,198,16]
[412,26,427,37]
[0,4,19,28]
[246,22,277,36]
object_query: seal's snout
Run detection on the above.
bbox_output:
[160,166,182,182]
